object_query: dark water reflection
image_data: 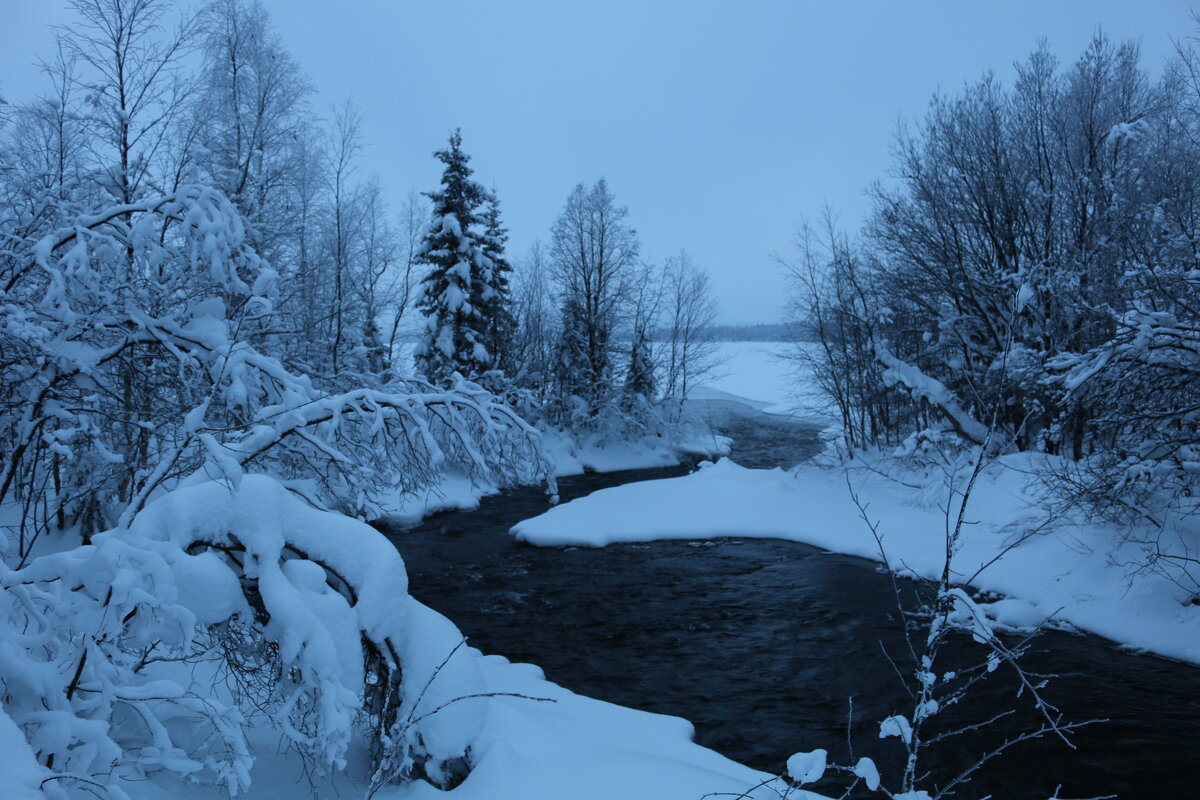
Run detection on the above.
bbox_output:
[382,404,1199,799]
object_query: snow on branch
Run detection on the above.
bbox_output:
[874,340,991,446]
[0,183,555,796]
[1,475,488,797]
[1,185,555,549]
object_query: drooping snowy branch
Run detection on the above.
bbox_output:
[1,185,554,553]
[1,474,490,798]
[874,340,991,446]
[0,182,554,796]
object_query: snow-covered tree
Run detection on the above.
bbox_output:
[0,180,555,796]
[549,179,639,416]
[413,130,492,385]
[661,250,721,413]
[324,100,367,376]
[510,239,558,392]
[194,0,313,265]
[478,190,516,373]
[787,35,1168,457]
[0,7,566,795]
[623,263,661,405]
[57,0,202,205]
[555,295,592,415]
[1,182,552,538]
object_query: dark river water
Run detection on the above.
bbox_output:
[382,401,1200,799]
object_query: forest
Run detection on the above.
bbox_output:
[1,2,1198,800]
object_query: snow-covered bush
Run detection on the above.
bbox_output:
[783,36,1200,466]
[1,475,488,798]
[1050,307,1200,599]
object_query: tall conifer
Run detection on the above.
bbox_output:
[413,130,490,384]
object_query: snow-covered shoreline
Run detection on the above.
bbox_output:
[511,455,1200,665]
[377,423,729,527]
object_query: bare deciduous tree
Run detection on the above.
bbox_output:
[59,0,202,203]
[549,178,639,414]
[661,249,722,413]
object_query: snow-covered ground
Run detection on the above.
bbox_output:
[376,341,733,526]
[126,649,806,800]
[4,464,814,800]
[378,424,729,527]
[24,337,1196,800]
[393,654,811,800]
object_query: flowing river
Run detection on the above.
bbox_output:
[382,401,1200,799]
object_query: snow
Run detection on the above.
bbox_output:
[17,332,1189,799]
[786,748,828,785]
[377,431,727,529]
[511,455,1200,664]
[394,654,817,800]
[115,650,818,800]
[875,341,989,445]
[879,714,914,743]
[687,340,832,420]
[852,756,881,791]
[0,707,46,800]
[376,406,730,529]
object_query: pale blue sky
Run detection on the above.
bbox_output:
[1,1,1192,323]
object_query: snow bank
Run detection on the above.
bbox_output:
[0,707,46,800]
[379,425,729,528]
[128,475,487,774]
[0,473,497,799]
[124,650,822,800]
[391,653,819,800]
[541,426,728,477]
[512,458,1200,664]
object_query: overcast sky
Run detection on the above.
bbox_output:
[1,1,1192,323]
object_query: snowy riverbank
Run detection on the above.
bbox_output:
[511,454,1200,665]
[510,340,1200,666]
[378,410,731,527]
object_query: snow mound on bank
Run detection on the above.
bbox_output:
[512,459,798,545]
[394,654,817,800]
[511,458,1200,664]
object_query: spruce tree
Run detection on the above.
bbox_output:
[556,296,592,405]
[413,130,491,385]
[478,191,516,372]
[624,333,656,403]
